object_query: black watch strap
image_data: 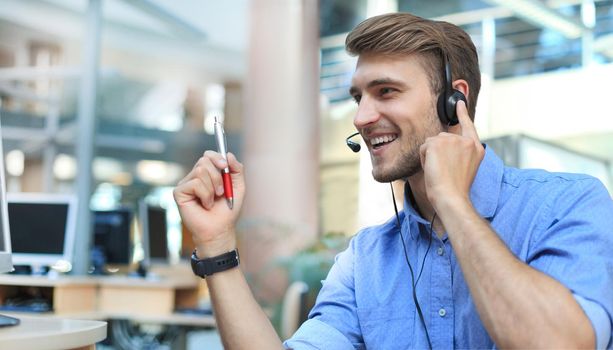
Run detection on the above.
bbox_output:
[191,249,239,278]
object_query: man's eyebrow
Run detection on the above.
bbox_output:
[349,77,407,96]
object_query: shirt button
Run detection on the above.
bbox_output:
[437,247,444,256]
[439,308,447,317]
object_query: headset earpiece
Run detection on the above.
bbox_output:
[445,89,467,126]
[436,54,467,126]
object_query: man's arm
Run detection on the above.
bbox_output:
[173,151,283,350]
[206,257,283,349]
[438,198,594,348]
[420,101,595,348]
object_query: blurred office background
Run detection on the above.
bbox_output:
[1,0,612,348]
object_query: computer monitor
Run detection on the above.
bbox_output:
[92,209,133,266]
[140,202,169,266]
[7,193,77,272]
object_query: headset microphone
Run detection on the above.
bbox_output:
[346,132,361,153]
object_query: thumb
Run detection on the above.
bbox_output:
[226,152,243,175]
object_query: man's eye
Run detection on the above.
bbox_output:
[352,95,361,104]
[379,87,394,95]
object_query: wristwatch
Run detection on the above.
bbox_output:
[191,249,240,278]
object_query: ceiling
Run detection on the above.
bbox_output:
[0,0,249,79]
[320,0,613,103]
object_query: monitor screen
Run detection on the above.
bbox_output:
[93,209,132,265]
[140,202,169,265]
[0,111,12,273]
[7,194,77,268]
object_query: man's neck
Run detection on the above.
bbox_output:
[407,172,445,237]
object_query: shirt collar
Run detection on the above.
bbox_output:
[402,144,504,232]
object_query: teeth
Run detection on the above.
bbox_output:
[370,134,397,146]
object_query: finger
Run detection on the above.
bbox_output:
[226,152,243,175]
[201,158,225,196]
[179,160,218,209]
[193,168,218,209]
[455,100,479,140]
[182,151,229,181]
[174,178,215,210]
[178,156,205,186]
[204,150,229,170]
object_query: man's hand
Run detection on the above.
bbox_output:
[419,100,484,212]
[173,151,245,257]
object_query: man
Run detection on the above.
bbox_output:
[174,13,613,349]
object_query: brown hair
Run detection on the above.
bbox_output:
[345,12,481,119]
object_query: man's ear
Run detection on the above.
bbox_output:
[452,79,469,101]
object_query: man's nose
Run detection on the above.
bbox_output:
[353,98,380,128]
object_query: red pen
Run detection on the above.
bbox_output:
[213,117,233,209]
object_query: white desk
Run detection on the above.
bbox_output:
[0,314,106,350]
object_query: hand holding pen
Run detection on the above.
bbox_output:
[214,117,234,209]
[174,118,244,257]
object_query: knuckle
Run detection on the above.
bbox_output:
[195,166,204,178]
[203,150,219,161]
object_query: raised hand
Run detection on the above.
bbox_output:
[419,100,484,212]
[173,151,246,257]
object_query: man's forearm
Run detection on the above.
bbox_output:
[439,198,594,348]
[207,267,284,350]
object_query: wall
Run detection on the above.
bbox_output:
[484,63,613,141]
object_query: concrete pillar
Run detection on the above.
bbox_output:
[240,0,320,301]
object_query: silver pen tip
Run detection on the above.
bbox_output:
[227,198,234,209]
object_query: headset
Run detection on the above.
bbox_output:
[345,52,467,153]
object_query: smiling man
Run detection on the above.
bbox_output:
[174,12,613,349]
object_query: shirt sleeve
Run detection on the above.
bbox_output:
[283,318,360,350]
[283,236,365,349]
[527,178,613,349]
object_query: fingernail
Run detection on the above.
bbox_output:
[216,185,224,195]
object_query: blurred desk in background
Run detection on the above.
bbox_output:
[0,313,106,350]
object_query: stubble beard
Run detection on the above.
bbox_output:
[371,109,443,183]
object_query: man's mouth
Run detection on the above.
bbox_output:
[370,134,398,150]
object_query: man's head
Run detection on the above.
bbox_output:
[346,12,480,119]
[345,13,480,182]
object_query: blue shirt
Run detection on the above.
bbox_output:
[285,146,613,349]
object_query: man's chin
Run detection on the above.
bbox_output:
[372,165,421,183]
[372,170,402,183]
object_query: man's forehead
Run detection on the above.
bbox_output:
[350,53,423,88]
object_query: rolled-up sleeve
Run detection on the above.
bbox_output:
[574,294,612,349]
[283,318,359,350]
[527,178,613,349]
[283,236,364,349]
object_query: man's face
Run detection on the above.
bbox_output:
[350,53,443,182]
